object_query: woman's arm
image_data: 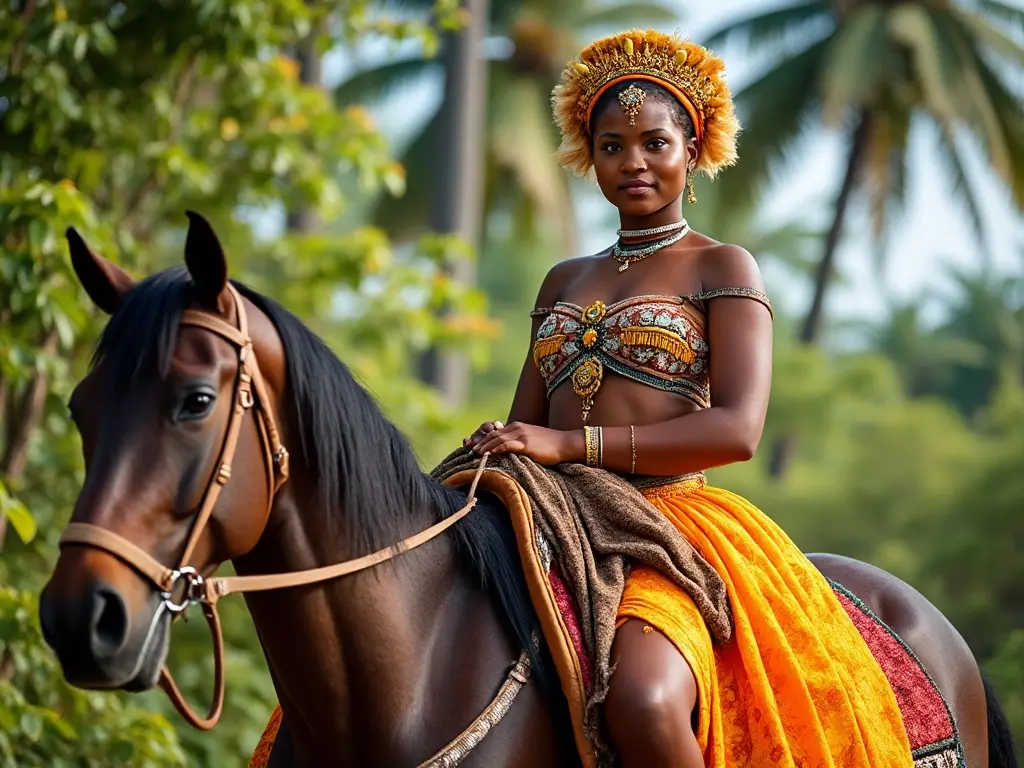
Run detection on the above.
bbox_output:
[582,245,772,475]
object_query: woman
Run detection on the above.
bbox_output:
[466,30,914,767]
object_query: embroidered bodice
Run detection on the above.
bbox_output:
[531,289,772,420]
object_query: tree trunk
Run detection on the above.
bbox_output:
[286,24,323,234]
[418,0,489,409]
[768,111,872,479]
[0,329,59,551]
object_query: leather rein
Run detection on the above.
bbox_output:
[58,285,491,731]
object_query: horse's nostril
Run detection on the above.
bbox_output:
[90,586,128,659]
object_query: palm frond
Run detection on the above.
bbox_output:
[750,221,824,273]
[887,5,961,121]
[702,0,831,53]
[369,110,441,240]
[864,105,910,275]
[713,37,830,218]
[931,11,1016,193]
[935,123,987,244]
[487,72,572,246]
[333,57,439,108]
[978,0,1024,33]
[820,4,891,125]
[576,2,680,33]
[949,7,1024,66]
[970,51,1024,207]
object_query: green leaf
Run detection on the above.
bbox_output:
[0,486,36,544]
[73,33,88,62]
[18,711,42,742]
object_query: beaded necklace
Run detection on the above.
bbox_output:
[611,223,690,272]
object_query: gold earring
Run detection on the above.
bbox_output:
[686,176,697,204]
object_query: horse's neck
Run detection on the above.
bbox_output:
[235,491,469,764]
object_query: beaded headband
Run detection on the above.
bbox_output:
[551,29,740,180]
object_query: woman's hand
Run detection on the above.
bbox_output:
[464,421,581,466]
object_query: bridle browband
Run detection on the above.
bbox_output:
[58,284,489,731]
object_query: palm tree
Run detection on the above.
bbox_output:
[705,0,1024,474]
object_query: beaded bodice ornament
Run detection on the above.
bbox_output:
[531,290,773,422]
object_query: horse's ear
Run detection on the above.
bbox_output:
[184,210,228,309]
[66,228,135,315]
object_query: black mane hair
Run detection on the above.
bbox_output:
[91,267,576,761]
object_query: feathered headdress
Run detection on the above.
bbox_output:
[552,29,740,180]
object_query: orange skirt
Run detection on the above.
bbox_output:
[617,478,913,767]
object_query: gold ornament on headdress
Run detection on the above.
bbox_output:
[617,83,646,126]
[551,29,740,181]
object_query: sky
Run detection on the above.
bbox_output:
[322,0,1024,330]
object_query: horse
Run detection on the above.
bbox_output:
[38,212,1016,767]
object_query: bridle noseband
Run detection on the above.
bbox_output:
[58,285,487,730]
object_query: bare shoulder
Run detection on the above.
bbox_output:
[535,252,604,307]
[697,242,766,294]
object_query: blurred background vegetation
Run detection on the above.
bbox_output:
[1,0,1022,765]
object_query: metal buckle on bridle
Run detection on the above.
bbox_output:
[161,566,206,614]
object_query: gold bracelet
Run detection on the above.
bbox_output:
[584,426,599,467]
[630,425,636,474]
[597,426,604,468]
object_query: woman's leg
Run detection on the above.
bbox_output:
[605,620,704,768]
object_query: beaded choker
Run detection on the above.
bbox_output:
[616,219,687,238]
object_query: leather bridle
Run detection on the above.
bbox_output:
[58,285,488,730]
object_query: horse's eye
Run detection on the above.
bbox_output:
[181,392,215,418]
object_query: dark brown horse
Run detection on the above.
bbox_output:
[39,214,1016,767]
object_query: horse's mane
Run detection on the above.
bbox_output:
[92,267,575,755]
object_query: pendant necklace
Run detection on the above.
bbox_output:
[612,221,690,272]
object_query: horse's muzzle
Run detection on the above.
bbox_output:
[38,576,167,691]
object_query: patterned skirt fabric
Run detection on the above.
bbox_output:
[617,482,915,767]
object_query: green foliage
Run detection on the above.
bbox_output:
[0,586,186,768]
[987,630,1024,740]
[0,0,491,765]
